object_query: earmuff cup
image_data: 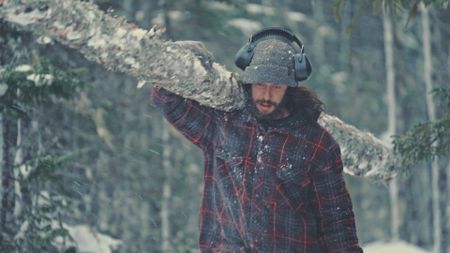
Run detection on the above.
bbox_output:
[234,42,255,71]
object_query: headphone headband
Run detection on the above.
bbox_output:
[250,27,304,53]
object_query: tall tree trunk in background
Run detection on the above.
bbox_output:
[420,4,448,253]
[13,116,23,217]
[431,9,449,252]
[382,6,400,241]
[339,0,351,70]
[312,0,325,65]
[0,115,14,231]
[160,0,172,40]
[161,126,173,253]
[160,3,174,251]
[0,21,9,236]
[0,115,4,233]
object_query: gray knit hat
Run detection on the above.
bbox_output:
[241,39,297,87]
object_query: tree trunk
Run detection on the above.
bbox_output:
[0,114,14,231]
[13,117,23,217]
[338,0,351,70]
[161,126,173,252]
[0,0,400,182]
[420,4,447,253]
[382,6,400,241]
[0,114,4,232]
[312,0,325,64]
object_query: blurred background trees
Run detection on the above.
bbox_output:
[0,0,449,252]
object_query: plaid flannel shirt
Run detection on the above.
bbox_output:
[152,87,363,253]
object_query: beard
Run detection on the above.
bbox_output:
[247,95,289,120]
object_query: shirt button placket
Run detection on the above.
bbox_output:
[248,133,265,242]
[256,135,264,164]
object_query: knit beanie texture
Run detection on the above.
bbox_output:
[241,39,298,87]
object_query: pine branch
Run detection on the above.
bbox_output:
[0,0,398,181]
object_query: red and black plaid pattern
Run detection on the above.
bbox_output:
[153,87,363,253]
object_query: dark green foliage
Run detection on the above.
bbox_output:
[0,155,75,253]
[0,60,84,118]
[0,60,85,253]
[394,88,450,166]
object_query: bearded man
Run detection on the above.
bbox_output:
[152,27,363,253]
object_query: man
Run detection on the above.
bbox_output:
[152,27,363,253]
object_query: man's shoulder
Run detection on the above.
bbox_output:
[300,122,339,152]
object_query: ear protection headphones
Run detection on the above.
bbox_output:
[234,27,312,82]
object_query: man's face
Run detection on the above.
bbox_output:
[251,83,288,119]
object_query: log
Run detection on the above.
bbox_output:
[0,0,397,181]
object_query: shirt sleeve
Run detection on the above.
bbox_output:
[152,86,216,150]
[311,143,363,253]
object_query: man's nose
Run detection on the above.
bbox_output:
[263,86,272,100]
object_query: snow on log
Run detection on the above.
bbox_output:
[0,0,397,181]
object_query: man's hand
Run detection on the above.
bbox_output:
[175,40,215,69]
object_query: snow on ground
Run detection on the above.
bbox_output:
[363,241,430,253]
[54,223,122,253]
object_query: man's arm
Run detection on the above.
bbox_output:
[311,141,363,253]
[152,86,216,150]
[153,86,224,251]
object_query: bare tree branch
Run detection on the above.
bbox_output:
[0,0,397,181]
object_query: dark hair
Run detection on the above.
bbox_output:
[242,83,324,122]
[285,86,324,122]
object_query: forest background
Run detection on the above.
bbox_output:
[0,0,449,252]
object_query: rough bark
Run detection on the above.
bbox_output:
[0,0,398,181]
